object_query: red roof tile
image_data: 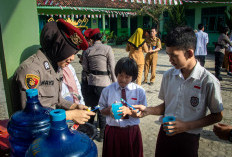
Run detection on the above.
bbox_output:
[37,0,142,9]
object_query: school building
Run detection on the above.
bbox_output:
[37,0,232,51]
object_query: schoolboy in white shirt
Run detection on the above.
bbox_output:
[134,26,223,157]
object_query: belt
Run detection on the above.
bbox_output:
[89,70,109,75]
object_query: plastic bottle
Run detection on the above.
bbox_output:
[26,109,98,157]
[7,89,51,157]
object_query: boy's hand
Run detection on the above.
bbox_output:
[163,120,189,136]
[213,123,232,140]
[131,108,141,117]
[133,105,147,117]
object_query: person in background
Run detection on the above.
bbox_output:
[143,27,162,85]
[134,26,223,157]
[100,57,147,157]
[213,123,232,142]
[126,28,149,86]
[82,28,117,142]
[11,19,95,125]
[79,29,95,107]
[195,24,209,67]
[226,32,232,76]
[62,64,85,105]
[214,26,232,81]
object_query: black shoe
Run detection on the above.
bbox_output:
[96,136,103,142]
[149,82,154,85]
[142,81,147,85]
[227,72,232,76]
[96,128,104,142]
[216,76,223,81]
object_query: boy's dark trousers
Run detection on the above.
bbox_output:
[155,125,200,157]
[215,51,225,78]
[195,55,206,67]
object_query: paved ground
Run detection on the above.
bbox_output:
[1,45,232,156]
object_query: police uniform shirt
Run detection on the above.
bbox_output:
[82,41,117,87]
[158,61,223,134]
[145,36,162,51]
[215,33,232,54]
[12,50,73,110]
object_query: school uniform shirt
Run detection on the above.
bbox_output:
[82,41,116,87]
[61,64,85,105]
[99,82,147,127]
[195,30,209,56]
[145,36,162,51]
[12,50,73,111]
[126,43,149,65]
[158,61,223,134]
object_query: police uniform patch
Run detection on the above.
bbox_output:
[25,74,40,89]
[190,96,199,107]
[44,61,50,70]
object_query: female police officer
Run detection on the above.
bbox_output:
[11,19,95,124]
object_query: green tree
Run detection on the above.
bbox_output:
[165,5,186,33]
[133,4,170,32]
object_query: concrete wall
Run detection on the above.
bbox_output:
[0,0,40,116]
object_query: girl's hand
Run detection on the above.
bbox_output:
[118,106,131,117]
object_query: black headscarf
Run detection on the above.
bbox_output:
[40,21,78,71]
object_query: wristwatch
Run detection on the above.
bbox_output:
[229,129,232,142]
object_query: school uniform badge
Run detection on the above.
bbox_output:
[190,96,199,107]
[25,74,40,89]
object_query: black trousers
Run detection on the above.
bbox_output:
[195,55,206,67]
[85,85,106,129]
[215,51,225,77]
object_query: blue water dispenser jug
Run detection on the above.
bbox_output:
[7,89,51,157]
[26,109,98,157]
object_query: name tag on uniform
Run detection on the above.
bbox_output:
[41,80,54,86]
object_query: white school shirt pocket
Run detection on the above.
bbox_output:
[187,87,205,112]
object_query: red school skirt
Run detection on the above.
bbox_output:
[102,125,143,157]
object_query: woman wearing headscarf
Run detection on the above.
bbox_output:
[11,19,95,124]
[82,28,117,142]
[126,28,149,85]
[62,64,85,105]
